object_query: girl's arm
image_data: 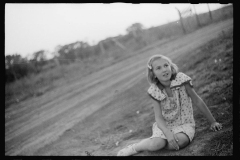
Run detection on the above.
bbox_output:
[151,99,170,133]
[150,97,179,150]
[185,83,222,131]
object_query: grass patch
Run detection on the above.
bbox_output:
[175,28,233,156]
[201,129,233,156]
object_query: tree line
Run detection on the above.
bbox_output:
[5,23,146,84]
[5,42,99,84]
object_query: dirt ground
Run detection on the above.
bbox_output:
[5,18,233,156]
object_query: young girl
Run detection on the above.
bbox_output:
[117,54,222,156]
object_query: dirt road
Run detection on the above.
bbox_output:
[5,18,233,156]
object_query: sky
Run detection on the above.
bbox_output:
[5,3,226,59]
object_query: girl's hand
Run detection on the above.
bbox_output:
[165,131,179,150]
[210,122,223,131]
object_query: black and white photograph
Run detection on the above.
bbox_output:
[5,3,233,156]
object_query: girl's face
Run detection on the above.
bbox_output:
[152,58,172,83]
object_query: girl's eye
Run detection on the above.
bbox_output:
[164,64,168,67]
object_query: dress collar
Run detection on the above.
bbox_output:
[149,72,183,101]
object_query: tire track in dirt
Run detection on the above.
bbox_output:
[5,58,143,138]
[5,18,232,155]
[5,56,147,155]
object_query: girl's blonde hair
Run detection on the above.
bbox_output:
[147,54,178,85]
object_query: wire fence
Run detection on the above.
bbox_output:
[176,4,232,34]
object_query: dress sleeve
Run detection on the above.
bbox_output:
[178,72,193,87]
[147,84,166,101]
[171,72,193,88]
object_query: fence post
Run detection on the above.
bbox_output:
[207,4,213,21]
[99,41,106,54]
[175,7,186,34]
[54,57,60,68]
[193,4,201,27]
[53,46,67,81]
[112,38,126,50]
[53,47,61,68]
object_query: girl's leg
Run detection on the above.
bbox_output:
[165,132,190,150]
[134,137,167,152]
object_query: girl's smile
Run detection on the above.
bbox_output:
[162,72,170,78]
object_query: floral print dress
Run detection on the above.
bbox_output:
[147,72,195,142]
